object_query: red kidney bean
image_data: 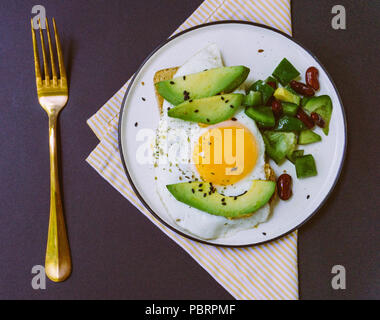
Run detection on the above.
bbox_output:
[267,81,277,89]
[311,112,326,128]
[290,80,315,97]
[306,67,320,90]
[266,96,275,106]
[271,99,283,118]
[277,174,292,200]
[296,108,315,129]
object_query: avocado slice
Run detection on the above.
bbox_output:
[303,95,333,135]
[168,94,244,124]
[274,88,301,105]
[166,180,276,219]
[156,66,250,106]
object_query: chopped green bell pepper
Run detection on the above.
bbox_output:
[262,131,297,164]
[248,80,274,104]
[303,95,333,135]
[243,91,262,107]
[298,130,322,145]
[282,102,299,117]
[287,149,305,164]
[272,58,300,86]
[245,105,275,128]
[275,115,306,132]
[295,155,318,178]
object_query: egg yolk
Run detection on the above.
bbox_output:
[193,121,258,186]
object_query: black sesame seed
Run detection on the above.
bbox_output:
[198,189,203,192]
[192,189,195,194]
[230,105,234,108]
[183,76,186,80]
[231,117,237,121]
[222,203,227,206]
[199,184,203,187]
[203,193,207,197]
[194,110,199,113]
[221,198,226,202]
[307,195,310,199]
[225,100,229,103]
[262,232,267,236]
[142,97,146,101]
[134,122,138,127]
[234,196,238,200]
[206,118,210,123]
[170,81,175,85]
[221,97,225,100]
[183,90,190,101]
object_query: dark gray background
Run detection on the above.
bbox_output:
[0,0,379,300]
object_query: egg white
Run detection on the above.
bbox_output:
[154,44,271,240]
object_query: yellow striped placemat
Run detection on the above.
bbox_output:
[86,0,298,300]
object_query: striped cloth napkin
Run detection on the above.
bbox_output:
[87,0,298,300]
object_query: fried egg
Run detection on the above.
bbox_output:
[154,44,271,239]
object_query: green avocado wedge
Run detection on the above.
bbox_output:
[166,180,276,219]
[168,94,244,125]
[155,66,250,106]
[303,95,333,135]
[274,87,301,106]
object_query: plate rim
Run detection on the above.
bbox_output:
[118,20,347,247]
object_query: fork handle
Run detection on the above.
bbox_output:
[45,114,71,282]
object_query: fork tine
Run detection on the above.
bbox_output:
[52,18,67,80]
[45,18,58,86]
[31,19,42,86]
[38,19,50,84]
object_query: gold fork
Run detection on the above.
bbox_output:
[31,18,71,282]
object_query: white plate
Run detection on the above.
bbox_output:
[119,22,347,247]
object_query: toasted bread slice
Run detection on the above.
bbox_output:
[153,67,179,112]
[153,68,277,207]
